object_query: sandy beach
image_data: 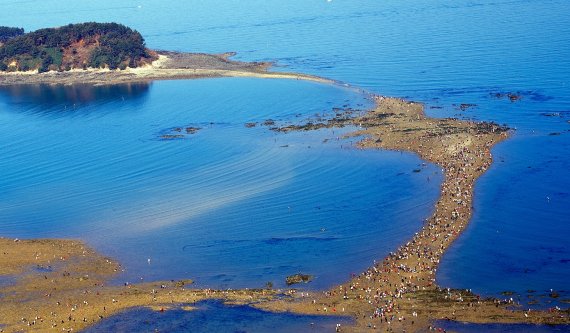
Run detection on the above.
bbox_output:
[0,66,568,331]
[0,51,335,86]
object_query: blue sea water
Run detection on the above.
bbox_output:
[83,300,352,333]
[435,320,570,333]
[0,79,442,290]
[1,0,569,330]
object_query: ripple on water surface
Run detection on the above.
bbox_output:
[1,0,569,312]
[0,79,442,290]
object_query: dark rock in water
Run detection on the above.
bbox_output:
[549,132,561,136]
[413,169,422,173]
[286,273,313,286]
[490,91,522,102]
[263,119,275,126]
[159,126,200,139]
[549,291,560,298]
[161,134,185,140]
[508,93,522,102]
[501,291,515,296]
[458,103,477,111]
[269,106,360,133]
[541,112,561,117]
[245,122,257,128]
[186,127,201,134]
[491,90,553,102]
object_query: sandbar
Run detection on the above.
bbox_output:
[0,68,568,332]
[0,51,335,86]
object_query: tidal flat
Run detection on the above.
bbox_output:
[1,94,567,332]
[1,0,569,331]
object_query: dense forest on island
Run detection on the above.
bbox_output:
[0,22,156,72]
[0,27,24,43]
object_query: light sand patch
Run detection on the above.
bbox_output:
[0,51,336,86]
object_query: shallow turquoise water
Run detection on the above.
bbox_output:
[1,0,569,329]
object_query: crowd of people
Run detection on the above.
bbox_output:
[308,97,511,331]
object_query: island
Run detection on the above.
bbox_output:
[0,23,568,332]
[0,23,154,72]
[0,23,332,86]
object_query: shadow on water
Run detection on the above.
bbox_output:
[435,320,570,333]
[82,299,352,333]
[0,82,151,116]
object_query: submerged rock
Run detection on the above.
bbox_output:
[508,93,522,102]
[263,119,275,126]
[458,103,477,111]
[286,274,313,286]
[160,134,185,140]
[490,91,523,102]
[185,127,201,134]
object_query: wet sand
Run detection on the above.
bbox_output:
[258,97,569,331]
[0,51,335,86]
[0,238,275,332]
[0,94,568,331]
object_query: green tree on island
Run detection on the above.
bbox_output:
[0,26,24,43]
[0,22,155,73]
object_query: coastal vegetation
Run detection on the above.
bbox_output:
[0,26,24,43]
[0,22,155,72]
